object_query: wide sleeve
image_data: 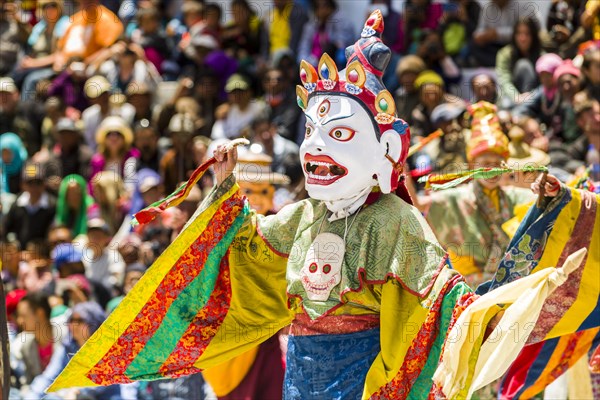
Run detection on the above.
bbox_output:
[46,175,296,392]
[434,187,598,399]
[362,267,474,399]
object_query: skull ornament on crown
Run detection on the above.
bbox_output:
[297,10,411,216]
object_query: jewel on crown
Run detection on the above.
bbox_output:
[295,11,396,123]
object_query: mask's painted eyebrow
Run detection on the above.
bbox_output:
[306,114,316,124]
[321,113,355,126]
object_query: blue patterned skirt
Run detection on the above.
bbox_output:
[284,328,380,400]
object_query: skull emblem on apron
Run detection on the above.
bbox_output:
[301,233,345,301]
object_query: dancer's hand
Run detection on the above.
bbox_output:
[214,143,238,186]
[531,173,561,198]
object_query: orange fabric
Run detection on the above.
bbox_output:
[202,346,259,396]
[58,5,123,60]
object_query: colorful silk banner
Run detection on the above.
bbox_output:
[495,188,600,398]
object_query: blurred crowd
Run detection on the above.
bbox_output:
[1,0,599,399]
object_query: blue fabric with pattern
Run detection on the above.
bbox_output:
[284,328,380,400]
[482,189,573,294]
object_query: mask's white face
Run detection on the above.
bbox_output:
[300,95,385,201]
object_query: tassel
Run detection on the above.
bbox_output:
[132,138,249,226]
[407,129,443,157]
[418,166,548,190]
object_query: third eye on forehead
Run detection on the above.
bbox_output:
[308,96,354,125]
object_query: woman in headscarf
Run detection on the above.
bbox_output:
[55,174,95,238]
[90,171,129,234]
[90,116,140,193]
[25,301,138,399]
[0,133,28,194]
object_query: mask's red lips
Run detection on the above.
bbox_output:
[304,154,348,185]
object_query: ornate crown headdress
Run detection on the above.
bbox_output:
[296,10,411,170]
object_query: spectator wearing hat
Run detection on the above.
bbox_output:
[126,82,154,125]
[551,60,583,145]
[90,116,140,192]
[43,117,93,183]
[262,67,301,142]
[211,74,267,140]
[5,288,27,337]
[427,103,468,172]
[495,16,543,108]
[411,70,463,139]
[11,292,63,394]
[470,72,499,105]
[160,113,199,193]
[25,301,137,400]
[4,163,56,248]
[0,78,35,152]
[46,59,90,112]
[83,217,125,307]
[134,121,162,173]
[130,168,163,216]
[52,242,86,279]
[82,75,135,151]
[394,55,427,125]
[514,53,564,136]
[55,174,96,238]
[14,0,70,98]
